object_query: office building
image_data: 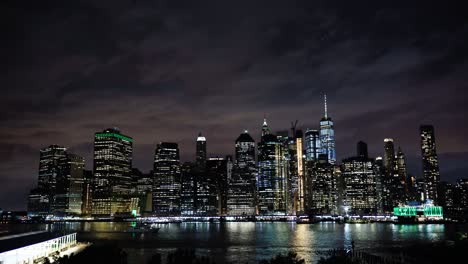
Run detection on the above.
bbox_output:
[196,133,207,168]
[319,95,336,164]
[341,142,377,215]
[227,131,257,216]
[420,125,440,203]
[257,119,287,215]
[153,142,181,216]
[92,128,133,215]
[304,154,337,215]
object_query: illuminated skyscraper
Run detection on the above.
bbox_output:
[257,119,287,215]
[28,146,85,215]
[153,142,181,215]
[276,130,294,215]
[92,128,133,215]
[305,129,321,161]
[304,154,337,215]
[28,145,67,214]
[341,142,377,215]
[319,95,336,164]
[196,132,207,168]
[180,162,196,216]
[58,154,85,215]
[262,117,271,136]
[420,125,440,203]
[39,145,68,213]
[396,147,408,202]
[295,130,305,213]
[227,131,257,216]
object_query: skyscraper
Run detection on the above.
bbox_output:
[206,157,229,215]
[304,129,321,161]
[227,131,257,216]
[383,138,399,209]
[92,128,133,215]
[304,154,337,215]
[319,95,336,164]
[180,162,196,216]
[60,154,85,215]
[28,145,67,214]
[396,147,408,203]
[383,138,395,171]
[257,119,287,215]
[28,146,85,215]
[295,130,305,214]
[153,142,181,216]
[420,125,440,203]
[357,141,368,158]
[38,145,67,213]
[341,142,377,215]
[196,132,207,168]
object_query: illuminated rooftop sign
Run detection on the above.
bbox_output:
[95,133,133,142]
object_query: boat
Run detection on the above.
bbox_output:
[126,223,160,233]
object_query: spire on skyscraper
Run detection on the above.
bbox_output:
[324,93,328,119]
[262,115,270,136]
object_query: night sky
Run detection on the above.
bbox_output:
[2,0,468,210]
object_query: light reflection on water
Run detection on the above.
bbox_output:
[1,222,461,264]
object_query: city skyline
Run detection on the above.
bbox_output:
[2,1,468,211]
[8,118,455,212]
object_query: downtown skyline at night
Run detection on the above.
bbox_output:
[2,1,468,212]
[2,2,468,264]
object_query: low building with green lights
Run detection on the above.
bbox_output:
[393,204,443,221]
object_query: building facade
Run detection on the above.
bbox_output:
[341,142,377,215]
[319,95,336,164]
[92,128,133,215]
[420,125,440,203]
[257,119,287,215]
[305,129,321,161]
[153,142,181,216]
[227,131,257,216]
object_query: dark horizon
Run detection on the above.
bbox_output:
[2,0,468,211]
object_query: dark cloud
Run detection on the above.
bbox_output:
[1,0,468,210]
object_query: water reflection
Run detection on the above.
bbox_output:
[0,222,457,264]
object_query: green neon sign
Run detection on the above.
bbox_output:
[393,207,417,216]
[95,133,133,142]
[423,206,443,217]
[393,206,443,217]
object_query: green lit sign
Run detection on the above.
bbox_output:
[423,206,443,217]
[393,207,417,216]
[131,209,137,217]
[393,205,443,217]
[95,133,133,142]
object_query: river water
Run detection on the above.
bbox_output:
[2,222,466,263]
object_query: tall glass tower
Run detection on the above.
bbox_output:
[92,128,133,215]
[153,142,181,216]
[257,119,287,215]
[196,132,207,168]
[304,129,321,161]
[420,125,440,204]
[227,131,257,216]
[319,94,336,164]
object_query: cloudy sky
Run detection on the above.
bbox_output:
[2,0,468,210]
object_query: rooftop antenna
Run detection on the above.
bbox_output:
[324,93,328,119]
